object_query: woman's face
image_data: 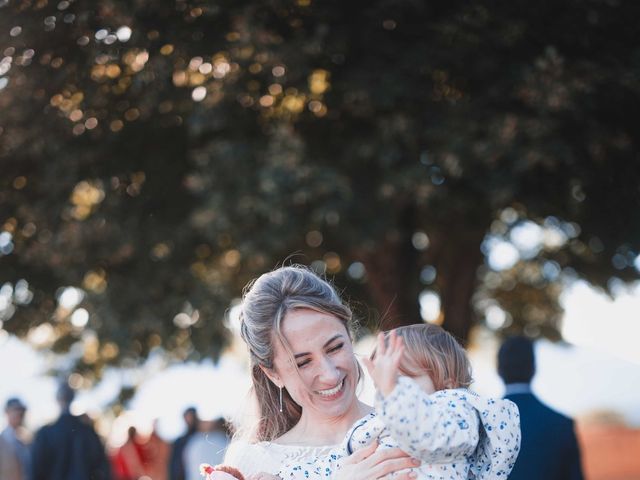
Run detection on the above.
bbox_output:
[271,308,359,422]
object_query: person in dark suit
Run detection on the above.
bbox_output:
[497,335,584,480]
[30,383,110,480]
[168,406,199,480]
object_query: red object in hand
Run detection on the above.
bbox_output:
[213,465,245,480]
[200,463,245,480]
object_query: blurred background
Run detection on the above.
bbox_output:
[1,0,639,479]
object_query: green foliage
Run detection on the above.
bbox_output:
[1,0,639,378]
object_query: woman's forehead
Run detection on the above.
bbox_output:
[279,308,348,347]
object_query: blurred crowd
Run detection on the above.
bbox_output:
[0,385,229,480]
[111,408,229,480]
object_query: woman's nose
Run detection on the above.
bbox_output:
[317,356,340,384]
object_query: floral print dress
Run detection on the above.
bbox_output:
[279,376,521,479]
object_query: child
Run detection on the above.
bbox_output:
[278,324,521,479]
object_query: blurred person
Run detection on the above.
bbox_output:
[0,397,31,480]
[168,406,198,480]
[30,382,111,480]
[143,420,170,480]
[497,335,584,480]
[183,417,228,480]
[112,426,146,480]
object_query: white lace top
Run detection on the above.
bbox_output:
[223,439,339,476]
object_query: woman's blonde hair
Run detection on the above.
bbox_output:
[238,265,356,442]
[392,323,472,390]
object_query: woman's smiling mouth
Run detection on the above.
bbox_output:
[315,378,345,398]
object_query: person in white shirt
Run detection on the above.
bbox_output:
[184,418,228,480]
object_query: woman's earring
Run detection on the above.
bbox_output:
[279,386,283,413]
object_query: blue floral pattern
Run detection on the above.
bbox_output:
[279,376,520,479]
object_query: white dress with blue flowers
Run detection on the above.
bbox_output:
[279,376,521,479]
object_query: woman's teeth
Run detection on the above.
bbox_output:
[317,379,344,396]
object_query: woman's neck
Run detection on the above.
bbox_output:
[276,400,372,446]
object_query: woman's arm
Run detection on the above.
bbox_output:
[277,436,421,480]
[278,428,418,480]
[333,441,419,480]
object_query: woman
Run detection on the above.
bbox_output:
[224,265,419,479]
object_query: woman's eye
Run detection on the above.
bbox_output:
[328,343,344,353]
[297,359,311,368]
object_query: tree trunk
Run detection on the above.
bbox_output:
[361,238,422,330]
[359,206,422,330]
[358,205,487,344]
[432,229,486,346]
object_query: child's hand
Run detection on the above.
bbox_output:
[363,330,405,397]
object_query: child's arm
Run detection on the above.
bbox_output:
[376,378,480,462]
[364,331,480,463]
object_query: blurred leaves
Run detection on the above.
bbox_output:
[0,0,639,376]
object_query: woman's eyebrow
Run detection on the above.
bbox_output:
[293,334,345,359]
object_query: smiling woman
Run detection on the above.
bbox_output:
[224,265,418,479]
[261,309,360,440]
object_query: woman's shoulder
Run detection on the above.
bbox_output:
[224,440,277,475]
[224,439,264,463]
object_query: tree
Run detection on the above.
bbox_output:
[1,0,639,379]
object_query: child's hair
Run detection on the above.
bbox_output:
[391,324,472,390]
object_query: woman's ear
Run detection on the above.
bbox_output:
[259,365,282,388]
